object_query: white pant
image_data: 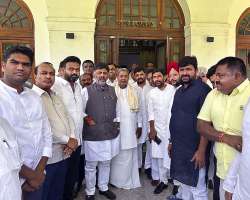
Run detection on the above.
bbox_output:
[220,179,225,200]
[151,158,168,184]
[179,168,208,200]
[137,143,143,169]
[144,141,152,170]
[85,160,110,195]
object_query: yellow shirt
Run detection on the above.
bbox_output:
[198,79,250,179]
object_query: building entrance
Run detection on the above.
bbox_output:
[95,0,185,68]
[119,39,166,70]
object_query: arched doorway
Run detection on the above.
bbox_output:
[95,0,185,70]
[0,0,34,76]
[236,7,250,72]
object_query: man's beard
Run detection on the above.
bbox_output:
[155,80,164,88]
[137,78,145,85]
[96,79,106,86]
[180,75,192,85]
[65,74,79,82]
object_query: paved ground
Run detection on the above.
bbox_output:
[75,170,213,200]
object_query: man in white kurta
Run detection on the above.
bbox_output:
[110,68,142,189]
[133,66,153,175]
[0,117,22,200]
[52,56,84,200]
[223,97,250,200]
[148,70,175,194]
[0,46,52,200]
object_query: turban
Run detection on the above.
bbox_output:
[166,62,179,75]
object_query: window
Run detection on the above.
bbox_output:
[163,0,180,28]
[0,0,32,28]
[238,12,250,36]
[236,8,250,68]
[96,0,116,26]
[0,0,34,77]
[96,0,183,30]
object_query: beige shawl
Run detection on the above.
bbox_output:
[115,84,139,112]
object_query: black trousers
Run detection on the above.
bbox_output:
[63,145,81,200]
[76,154,85,188]
[213,157,220,200]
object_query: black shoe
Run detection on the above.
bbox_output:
[99,190,116,200]
[145,168,152,179]
[154,182,168,194]
[151,180,160,186]
[172,185,179,196]
[85,195,95,200]
[168,178,174,184]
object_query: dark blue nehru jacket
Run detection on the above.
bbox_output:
[170,79,211,187]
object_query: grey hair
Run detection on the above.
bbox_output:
[117,68,129,75]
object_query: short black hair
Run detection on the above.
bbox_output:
[152,69,164,76]
[206,65,217,79]
[134,66,145,74]
[216,57,246,77]
[58,60,65,69]
[179,56,198,69]
[34,62,54,75]
[62,56,81,67]
[94,63,108,71]
[82,59,94,66]
[3,45,34,64]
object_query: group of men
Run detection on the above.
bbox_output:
[1,45,250,200]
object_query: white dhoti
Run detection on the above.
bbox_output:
[110,147,141,189]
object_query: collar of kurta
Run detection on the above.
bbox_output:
[0,80,28,94]
[56,76,78,88]
[179,79,199,92]
[32,84,55,97]
[230,79,250,96]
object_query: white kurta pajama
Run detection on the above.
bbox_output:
[147,84,175,183]
[110,86,142,189]
[0,118,22,200]
[82,87,120,195]
[136,82,153,169]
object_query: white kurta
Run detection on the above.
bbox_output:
[110,87,141,189]
[223,98,250,200]
[81,87,120,162]
[147,84,175,168]
[52,77,84,146]
[0,118,22,200]
[117,88,141,150]
[136,82,153,144]
[0,81,52,184]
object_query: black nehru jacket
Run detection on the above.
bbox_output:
[83,82,119,141]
